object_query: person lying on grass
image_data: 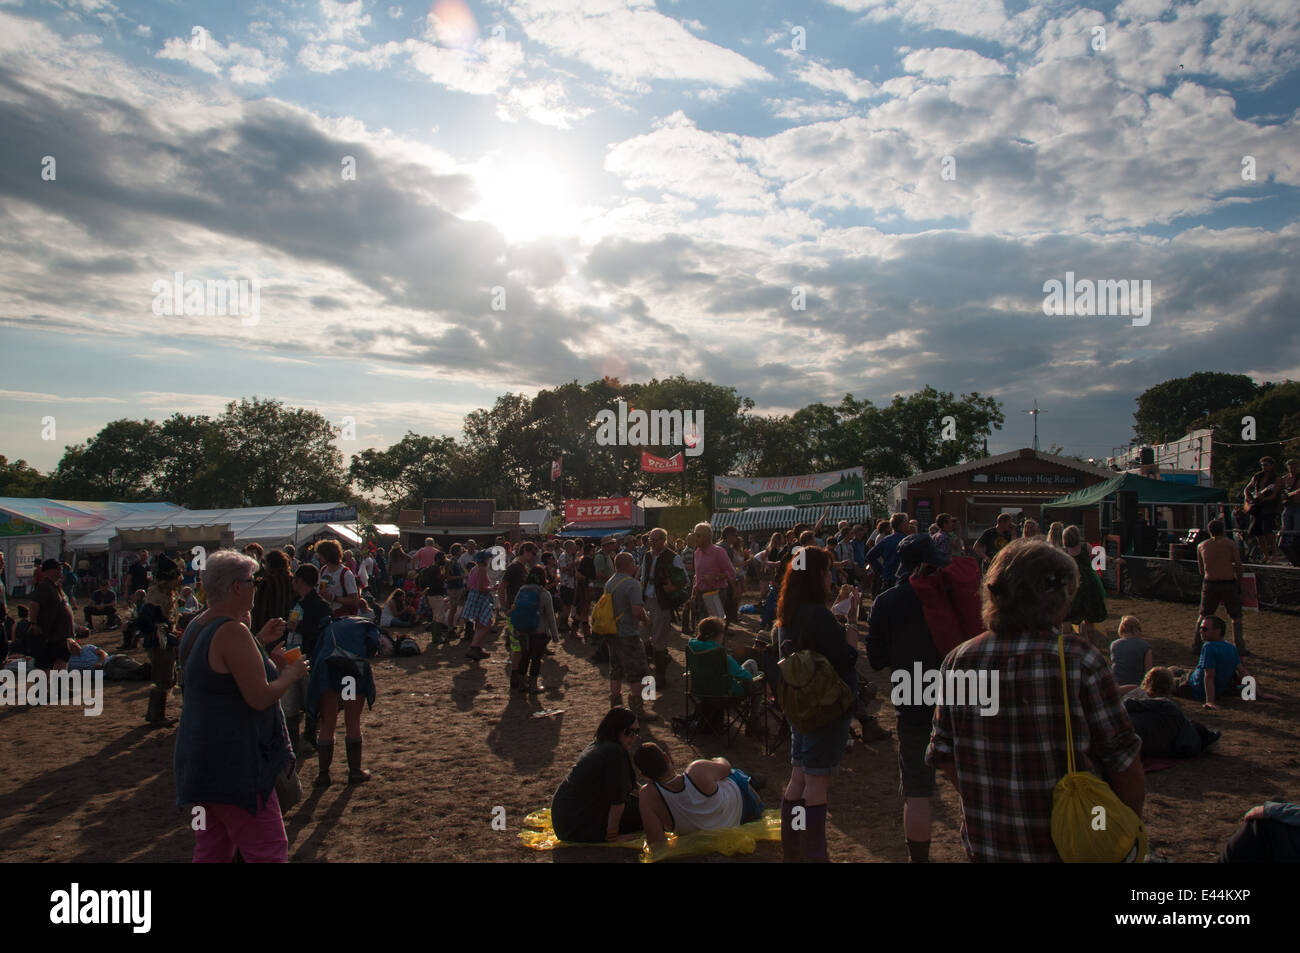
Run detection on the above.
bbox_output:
[632,742,765,846]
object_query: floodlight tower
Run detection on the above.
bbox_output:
[1024,400,1047,452]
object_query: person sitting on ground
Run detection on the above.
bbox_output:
[66,634,110,671]
[380,589,417,629]
[687,615,760,698]
[1175,615,1248,710]
[120,589,148,649]
[632,743,765,845]
[550,707,645,844]
[1122,666,1220,758]
[84,580,121,632]
[1109,615,1153,693]
[8,605,36,658]
[1219,801,1300,863]
[178,586,201,613]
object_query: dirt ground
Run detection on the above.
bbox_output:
[2,591,1297,863]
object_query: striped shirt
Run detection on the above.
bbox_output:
[926,629,1141,863]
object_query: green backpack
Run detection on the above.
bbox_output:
[777,648,854,734]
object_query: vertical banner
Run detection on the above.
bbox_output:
[551,457,562,481]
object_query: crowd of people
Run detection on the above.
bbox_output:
[1,498,1293,865]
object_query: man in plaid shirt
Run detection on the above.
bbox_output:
[927,539,1144,862]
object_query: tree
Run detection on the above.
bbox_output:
[349,432,466,516]
[206,397,351,507]
[151,414,221,506]
[48,419,164,500]
[0,456,51,497]
[1200,380,1300,499]
[1133,373,1258,444]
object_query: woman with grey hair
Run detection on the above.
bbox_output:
[926,539,1143,862]
[175,549,309,862]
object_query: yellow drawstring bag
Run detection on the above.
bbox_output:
[1051,633,1147,862]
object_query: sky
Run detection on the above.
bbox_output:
[1,0,1298,478]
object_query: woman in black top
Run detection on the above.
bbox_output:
[551,707,644,843]
[776,545,860,862]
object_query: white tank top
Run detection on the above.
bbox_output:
[654,772,743,834]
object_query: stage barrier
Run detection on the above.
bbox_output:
[1120,556,1300,614]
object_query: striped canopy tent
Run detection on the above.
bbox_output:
[711,504,875,536]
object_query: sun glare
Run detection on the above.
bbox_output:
[468,153,582,243]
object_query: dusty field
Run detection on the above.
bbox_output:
[2,591,1297,863]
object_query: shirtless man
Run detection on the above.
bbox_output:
[632,743,764,846]
[1195,519,1248,657]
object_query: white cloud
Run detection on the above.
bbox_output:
[787,57,877,100]
[156,29,287,85]
[502,0,771,92]
[311,0,372,44]
[605,111,771,211]
[901,47,1008,80]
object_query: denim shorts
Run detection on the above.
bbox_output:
[790,716,852,776]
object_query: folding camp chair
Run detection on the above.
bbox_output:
[683,643,763,749]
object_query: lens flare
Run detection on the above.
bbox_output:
[429,0,479,49]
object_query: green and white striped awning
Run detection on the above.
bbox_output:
[711,504,876,535]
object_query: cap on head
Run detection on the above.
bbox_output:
[898,533,951,573]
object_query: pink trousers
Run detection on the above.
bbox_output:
[192,790,289,863]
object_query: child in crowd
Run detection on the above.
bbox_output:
[1109,615,1153,692]
[686,616,760,698]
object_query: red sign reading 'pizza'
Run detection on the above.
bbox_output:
[564,498,632,523]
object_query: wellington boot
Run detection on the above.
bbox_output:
[315,740,334,787]
[346,737,370,784]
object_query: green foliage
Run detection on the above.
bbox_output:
[1200,381,1300,498]
[1133,373,1259,444]
[0,456,50,498]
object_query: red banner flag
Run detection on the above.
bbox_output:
[551,457,562,480]
[641,450,684,473]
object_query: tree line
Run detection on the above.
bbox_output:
[7,373,1286,521]
[0,381,1004,520]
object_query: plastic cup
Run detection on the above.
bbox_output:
[283,647,302,663]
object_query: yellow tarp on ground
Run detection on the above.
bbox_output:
[519,808,781,863]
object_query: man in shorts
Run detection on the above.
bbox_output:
[1195,519,1248,657]
[865,533,950,862]
[605,553,659,722]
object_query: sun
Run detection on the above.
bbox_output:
[467,152,581,244]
